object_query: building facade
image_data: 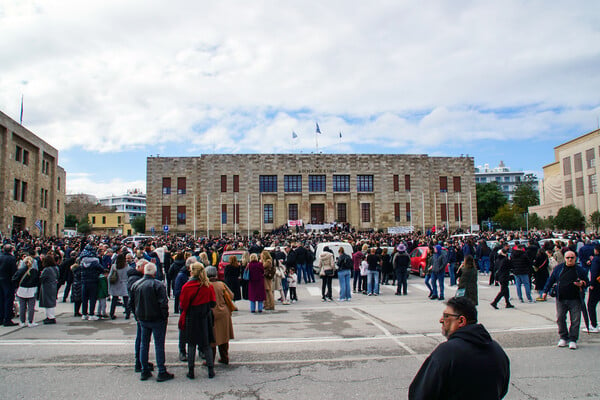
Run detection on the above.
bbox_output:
[98,189,146,220]
[530,128,600,220]
[475,161,538,202]
[0,110,66,237]
[88,212,133,236]
[147,154,477,236]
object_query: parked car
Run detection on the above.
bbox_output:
[123,235,154,247]
[313,242,353,274]
[409,246,449,277]
[218,250,246,281]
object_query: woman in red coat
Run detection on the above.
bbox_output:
[179,262,216,379]
[246,253,265,313]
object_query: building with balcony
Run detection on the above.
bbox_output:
[98,189,146,220]
[475,161,538,202]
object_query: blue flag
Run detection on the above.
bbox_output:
[35,220,42,231]
[292,131,298,139]
[316,123,321,134]
[339,132,342,138]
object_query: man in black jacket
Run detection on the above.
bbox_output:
[409,297,510,400]
[491,244,515,309]
[0,244,18,326]
[130,262,172,382]
[511,244,534,303]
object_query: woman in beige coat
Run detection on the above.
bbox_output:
[206,266,234,365]
[319,247,336,301]
[261,250,275,310]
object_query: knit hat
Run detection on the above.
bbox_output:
[435,245,442,253]
[397,244,406,252]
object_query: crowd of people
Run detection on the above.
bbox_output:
[0,226,598,388]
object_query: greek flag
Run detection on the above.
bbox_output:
[316,123,321,134]
[292,131,298,139]
[35,220,42,231]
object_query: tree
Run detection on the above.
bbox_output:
[513,181,539,211]
[131,216,146,234]
[476,183,507,224]
[77,222,91,235]
[65,214,78,228]
[554,205,585,231]
[589,211,600,232]
[493,204,525,230]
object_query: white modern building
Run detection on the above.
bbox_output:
[475,161,538,202]
[98,189,146,219]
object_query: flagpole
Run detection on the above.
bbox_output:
[20,95,23,125]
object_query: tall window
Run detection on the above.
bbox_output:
[57,177,61,191]
[40,188,44,207]
[177,177,186,194]
[361,203,371,222]
[587,149,596,169]
[15,146,22,162]
[393,175,399,192]
[21,181,27,203]
[406,202,411,222]
[441,203,448,222]
[102,216,106,224]
[259,175,277,192]
[589,174,597,194]
[162,177,171,194]
[308,175,326,192]
[439,176,448,192]
[177,206,186,225]
[333,175,350,192]
[394,203,400,222]
[357,175,374,192]
[44,189,48,208]
[162,206,171,225]
[337,203,347,222]
[284,175,302,192]
[57,200,60,214]
[405,174,411,191]
[563,157,571,175]
[221,175,227,192]
[576,177,584,196]
[264,204,273,224]
[288,204,298,220]
[13,179,20,201]
[221,204,227,224]
[454,203,463,221]
[453,177,461,192]
[23,150,29,165]
[565,180,573,198]
[574,152,583,172]
[233,175,239,192]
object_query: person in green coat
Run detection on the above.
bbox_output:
[457,255,478,305]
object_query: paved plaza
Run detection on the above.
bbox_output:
[1,275,599,399]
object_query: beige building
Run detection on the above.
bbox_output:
[88,212,133,236]
[530,128,600,221]
[147,154,477,236]
[0,110,66,237]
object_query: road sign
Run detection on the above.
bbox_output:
[150,227,155,234]
[163,225,169,232]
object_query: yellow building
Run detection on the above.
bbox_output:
[530,128,600,221]
[88,212,133,236]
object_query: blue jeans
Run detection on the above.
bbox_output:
[338,269,352,300]
[431,271,445,298]
[480,256,490,274]
[424,274,433,295]
[367,270,380,294]
[250,301,264,312]
[139,319,167,374]
[306,264,316,282]
[281,278,289,297]
[296,263,307,284]
[448,262,457,286]
[515,274,532,301]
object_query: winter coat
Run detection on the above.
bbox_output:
[173,269,190,299]
[393,252,411,273]
[97,275,108,299]
[457,264,478,305]
[494,253,511,285]
[178,279,216,347]
[247,260,265,302]
[510,249,531,276]
[108,264,129,297]
[130,275,169,322]
[0,250,17,282]
[12,265,40,289]
[80,256,106,285]
[224,264,241,301]
[39,266,59,308]
[319,252,335,277]
[532,252,549,291]
[168,259,186,284]
[71,265,82,303]
[210,280,234,346]
[409,323,510,400]
[431,249,448,274]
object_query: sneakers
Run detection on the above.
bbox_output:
[156,371,174,382]
[569,341,578,350]
[583,326,600,333]
[18,322,26,327]
[88,315,99,321]
[81,315,88,320]
[557,339,568,347]
[27,321,39,327]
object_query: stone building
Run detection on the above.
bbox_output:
[530,128,600,220]
[146,154,477,236]
[0,110,66,237]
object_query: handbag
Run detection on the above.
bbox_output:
[455,288,466,297]
[243,267,250,281]
[324,269,335,277]
[108,266,118,284]
[223,285,237,312]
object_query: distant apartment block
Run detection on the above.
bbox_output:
[475,161,538,202]
[98,189,146,220]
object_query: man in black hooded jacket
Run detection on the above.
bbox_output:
[409,297,510,400]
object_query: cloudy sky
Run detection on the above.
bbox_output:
[1,1,599,197]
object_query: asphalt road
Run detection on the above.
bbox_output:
[1,274,599,399]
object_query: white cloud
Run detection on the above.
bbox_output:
[66,172,145,198]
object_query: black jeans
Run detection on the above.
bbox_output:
[396,269,408,294]
[492,283,510,306]
[588,288,600,327]
[110,295,128,317]
[321,276,333,299]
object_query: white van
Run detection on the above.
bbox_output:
[312,242,354,274]
[123,235,154,247]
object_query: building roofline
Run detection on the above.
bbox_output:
[554,128,600,150]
